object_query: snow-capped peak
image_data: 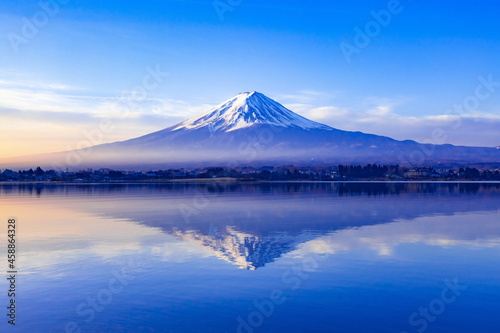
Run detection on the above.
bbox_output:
[172,91,332,133]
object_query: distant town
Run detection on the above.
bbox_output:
[1,164,500,182]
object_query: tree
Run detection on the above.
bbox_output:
[35,166,45,176]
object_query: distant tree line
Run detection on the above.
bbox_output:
[1,165,499,182]
[337,164,400,178]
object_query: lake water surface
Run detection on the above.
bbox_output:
[0,182,499,333]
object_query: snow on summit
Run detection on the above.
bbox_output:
[173,91,332,133]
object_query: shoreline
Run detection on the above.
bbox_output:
[1,179,500,185]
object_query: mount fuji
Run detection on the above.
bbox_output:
[172,91,332,132]
[3,91,500,169]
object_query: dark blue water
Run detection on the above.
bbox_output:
[0,182,499,333]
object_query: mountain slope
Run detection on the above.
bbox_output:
[1,92,499,169]
[172,91,331,132]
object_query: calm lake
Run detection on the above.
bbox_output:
[0,182,499,333]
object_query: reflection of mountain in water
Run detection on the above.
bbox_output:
[3,182,499,270]
[172,226,302,270]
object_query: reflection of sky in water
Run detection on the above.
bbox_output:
[0,183,499,332]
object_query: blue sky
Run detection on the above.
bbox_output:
[1,0,499,157]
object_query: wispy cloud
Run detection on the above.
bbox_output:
[291,213,500,260]
[282,92,500,147]
[0,79,76,91]
[0,81,209,120]
[0,79,212,158]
